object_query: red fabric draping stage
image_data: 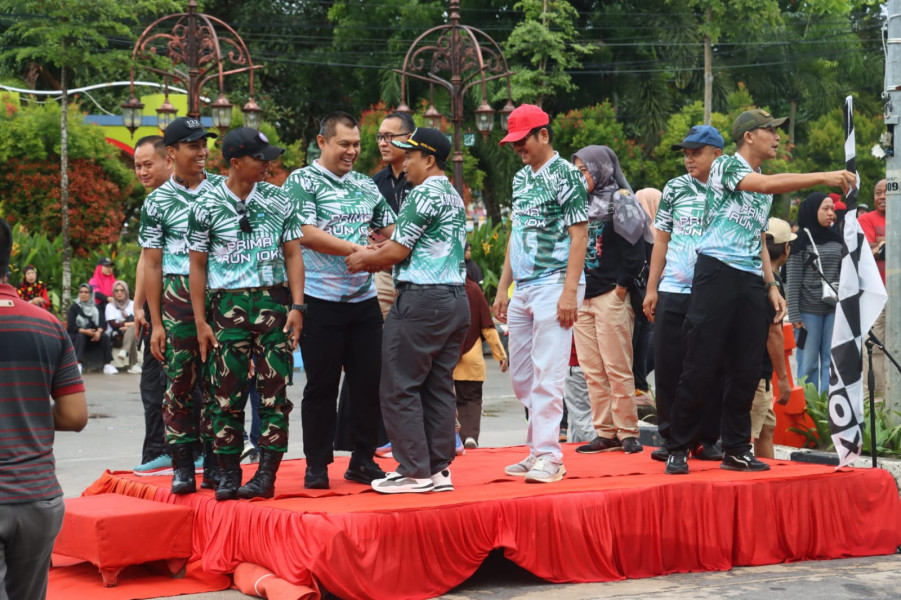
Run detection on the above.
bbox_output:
[82,445,901,600]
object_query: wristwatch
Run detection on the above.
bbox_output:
[290,303,307,315]
[766,281,780,289]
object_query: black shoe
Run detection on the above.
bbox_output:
[575,436,622,454]
[238,449,284,499]
[665,449,689,475]
[720,451,770,472]
[305,465,330,489]
[215,453,243,501]
[200,440,221,490]
[692,441,724,461]
[650,447,669,462]
[621,437,643,454]
[344,456,386,485]
[169,443,196,495]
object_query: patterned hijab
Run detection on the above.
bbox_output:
[571,145,653,244]
[74,283,100,329]
[111,280,131,312]
[17,265,48,302]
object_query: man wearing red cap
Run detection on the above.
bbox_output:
[493,104,588,484]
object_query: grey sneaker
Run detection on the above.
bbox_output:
[524,459,566,483]
[371,472,434,494]
[430,469,454,492]
[504,455,538,477]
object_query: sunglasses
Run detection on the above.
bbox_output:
[236,201,252,233]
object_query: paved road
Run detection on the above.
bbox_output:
[56,366,901,599]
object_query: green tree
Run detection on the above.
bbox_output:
[0,0,179,310]
[504,0,594,109]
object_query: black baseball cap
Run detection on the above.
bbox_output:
[222,127,285,162]
[392,128,451,167]
[98,257,114,267]
[163,117,217,146]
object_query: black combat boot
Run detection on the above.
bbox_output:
[215,453,243,501]
[170,443,196,495]
[238,450,284,499]
[200,439,221,490]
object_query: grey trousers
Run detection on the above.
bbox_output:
[380,285,470,478]
[564,366,595,443]
[0,495,65,600]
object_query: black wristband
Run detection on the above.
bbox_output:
[290,303,307,315]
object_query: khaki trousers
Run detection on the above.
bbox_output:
[573,290,638,439]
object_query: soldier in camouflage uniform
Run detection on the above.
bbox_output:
[138,117,222,495]
[346,128,469,494]
[492,105,588,485]
[188,127,305,501]
[282,112,395,490]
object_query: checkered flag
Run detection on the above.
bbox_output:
[828,96,888,467]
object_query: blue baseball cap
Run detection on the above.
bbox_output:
[671,125,724,151]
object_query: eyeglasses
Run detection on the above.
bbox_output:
[236,201,253,233]
[376,132,411,143]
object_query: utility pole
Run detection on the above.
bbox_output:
[703,6,712,126]
[883,0,901,411]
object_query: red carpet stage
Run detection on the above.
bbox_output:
[81,445,901,600]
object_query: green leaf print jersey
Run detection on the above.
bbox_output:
[283,164,395,302]
[695,154,772,276]
[655,173,707,293]
[509,154,588,285]
[138,173,226,275]
[188,180,303,289]
[391,175,466,285]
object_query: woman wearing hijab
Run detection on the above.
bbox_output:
[570,145,652,456]
[105,280,141,373]
[67,283,117,375]
[786,192,842,392]
[16,265,50,310]
[89,257,117,305]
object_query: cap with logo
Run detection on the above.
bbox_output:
[222,127,285,162]
[671,125,725,151]
[163,116,218,146]
[766,217,797,245]
[499,104,551,146]
[391,127,451,167]
[732,109,788,142]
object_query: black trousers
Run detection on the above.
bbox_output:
[70,331,113,368]
[653,291,723,445]
[667,255,769,455]
[140,322,168,463]
[454,380,483,443]
[300,296,383,468]
[381,285,469,478]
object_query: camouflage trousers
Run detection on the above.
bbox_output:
[205,286,294,454]
[161,275,213,445]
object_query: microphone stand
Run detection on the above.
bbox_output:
[865,332,901,468]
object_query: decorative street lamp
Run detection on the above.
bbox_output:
[394,0,515,195]
[122,0,263,137]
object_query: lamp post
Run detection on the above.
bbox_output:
[394,0,514,196]
[121,0,263,137]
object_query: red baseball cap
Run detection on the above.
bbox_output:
[499,104,550,146]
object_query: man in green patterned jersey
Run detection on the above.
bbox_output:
[642,125,725,464]
[138,117,222,495]
[282,112,395,490]
[493,104,588,484]
[346,128,469,494]
[188,127,305,501]
[663,109,856,475]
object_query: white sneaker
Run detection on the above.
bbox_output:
[77,363,83,374]
[117,349,128,360]
[430,469,454,492]
[371,472,434,494]
[103,364,118,375]
[464,437,478,449]
[127,364,143,374]
[504,455,538,477]
[524,459,566,483]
